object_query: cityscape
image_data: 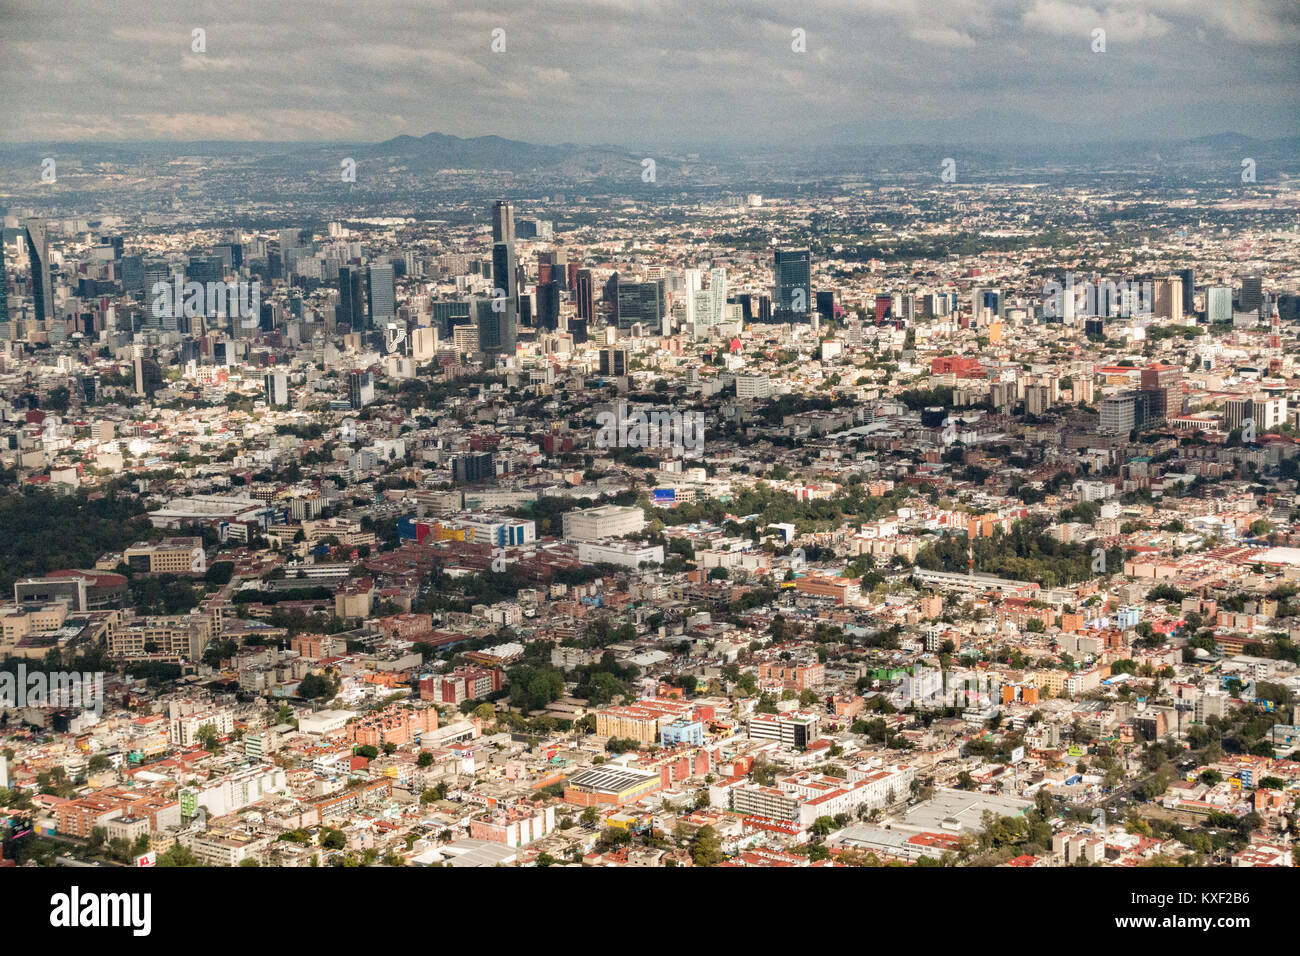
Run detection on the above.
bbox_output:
[0,1,1297,905]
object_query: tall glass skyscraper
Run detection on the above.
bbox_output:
[575,268,595,323]
[24,218,54,323]
[0,237,9,324]
[492,200,515,244]
[773,248,811,319]
[367,263,396,324]
[338,266,365,329]
[1179,268,1195,315]
[490,240,518,353]
[616,279,664,333]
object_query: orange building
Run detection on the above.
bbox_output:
[757,660,826,691]
[349,706,438,748]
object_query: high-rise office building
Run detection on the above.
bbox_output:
[538,250,568,291]
[264,370,289,406]
[616,279,665,334]
[1100,393,1138,435]
[489,241,518,352]
[688,268,726,339]
[575,268,595,323]
[1140,363,1183,423]
[1239,276,1263,313]
[367,263,396,324]
[773,248,811,319]
[1179,268,1195,315]
[338,266,365,330]
[816,290,835,320]
[432,299,472,335]
[24,219,54,323]
[1153,278,1183,320]
[348,370,374,410]
[120,254,145,295]
[215,242,243,271]
[536,280,561,331]
[187,255,223,285]
[492,200,515,244]
[474,297,499,352]
[734,294,753,323]
[1206,286,1232,323]
[598,348,628,377]
[0,238,8,324]
[452,452,495,484]
[133,349,163,397]
[279,228,313,272]
[517,218,552,240]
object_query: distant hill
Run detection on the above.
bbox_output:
[346,131,675,180]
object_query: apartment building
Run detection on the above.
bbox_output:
[794,571,861,605]
[169,708,235,747]
[348,705,439,748]
[108,612,215,662]
[469,802,556,847]
[746,711,820,749]
[181,764,287,819]
[595,697,695,744]
[123,537,207,575]
[421,667,502,706]
[756,660,826,691]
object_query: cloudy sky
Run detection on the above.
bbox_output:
[2,0,1296,147]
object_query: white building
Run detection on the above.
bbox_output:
[577,540,664,569]
[735,373,772,401]
[562,505,646,542]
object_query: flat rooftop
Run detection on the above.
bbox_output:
[893,788,1034,835]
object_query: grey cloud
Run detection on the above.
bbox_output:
[0,0,1295,146]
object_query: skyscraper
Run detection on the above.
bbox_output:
[1206,285,1233,323]
[616,279,664,334]
[187,255,223,285]
[1240,276,1263,313]
[279,228,314,273]
[816,290,835,321]
[338,266,365,330]
[1153,277,1183,320]
[492,200,516,244]
[264,370,289,406]
[575,268,595,323]
[24,219,54,323]
[490,241,518,353]
[0,238,8,325]
[120,254,145,295]
[773,248,811,319]
[536,280,560,331]
[1140,363,1184,423]
[367,263,396,324]
[1179,268,1195,315]
[348,370,374,410]
[689,268,726,339]
[133,348,163,397]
